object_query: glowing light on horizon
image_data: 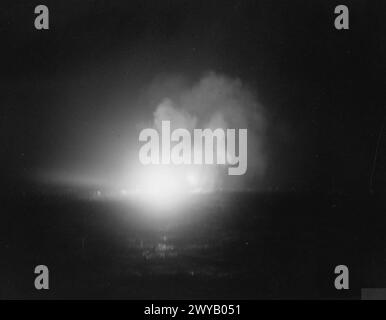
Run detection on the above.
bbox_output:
[124,166,202,210]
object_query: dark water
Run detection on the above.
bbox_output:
[1,192,385,299]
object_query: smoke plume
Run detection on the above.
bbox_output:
[148,71,267,191]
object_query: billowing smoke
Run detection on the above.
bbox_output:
[145,71,267,191]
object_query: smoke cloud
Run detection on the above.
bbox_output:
[146,71,267,191]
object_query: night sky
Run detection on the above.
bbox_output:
[1,0,384,194]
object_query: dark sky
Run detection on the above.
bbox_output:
[1,0,384,193]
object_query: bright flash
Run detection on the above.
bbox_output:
[120,165,212,212]
[186,172,198,186]
[127,167,189,210]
